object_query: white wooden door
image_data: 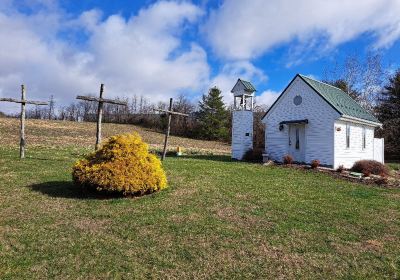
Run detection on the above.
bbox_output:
[289,125,305,163]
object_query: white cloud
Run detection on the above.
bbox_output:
[209,61,267,105]
[204,0,400,61]
[3,0,399,115]
[256,90,280,107]
[0,1,209,113]
[83,1,208,101]
[0,4,95,113]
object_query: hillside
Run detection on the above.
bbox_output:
[0,117,400,278]
[1,147,400,278]
[0,117,230,154]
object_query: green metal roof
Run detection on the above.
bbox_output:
[239,79,257,92]
[299,75,380,123]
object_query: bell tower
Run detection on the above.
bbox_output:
[231,79,256,160]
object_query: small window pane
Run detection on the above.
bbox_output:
[295,128,300,149]
[346,124,350,148]
[362,127,366,149]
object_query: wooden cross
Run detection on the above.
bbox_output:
[76,84,127,150]
[0,85,48,158]
[154,98,189,161]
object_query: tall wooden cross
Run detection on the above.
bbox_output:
[0,85,48,158]
[154,98,189,161]
[76,84,127,150]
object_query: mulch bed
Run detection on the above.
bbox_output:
[266,161,400,188]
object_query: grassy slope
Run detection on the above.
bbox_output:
[0,146,400,279]
[1,119,400,278]
[388,162,400,171]
[0,118,230,153]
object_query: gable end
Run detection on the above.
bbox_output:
[231,78,256,93]
[261,74,342,120]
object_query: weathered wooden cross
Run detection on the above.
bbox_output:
[77,84,127,150]
[0,85,48,158]
[154,98,189,161]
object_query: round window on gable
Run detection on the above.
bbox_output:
[294,95,302,106]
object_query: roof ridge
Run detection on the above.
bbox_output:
[239,78,256,91]
[300,74,368,109]
[231,78,256,93]
[299,74,345,92]
[239,78,251,83]
[298,74,380,124]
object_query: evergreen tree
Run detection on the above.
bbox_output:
[197,87,229,140]
[376,70,400,121]
[376,69,400,160]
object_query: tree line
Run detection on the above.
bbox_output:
[375,71,400,161]
[2,90,235,142]
[1,53,398,160]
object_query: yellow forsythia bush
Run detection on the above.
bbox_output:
[72,133,167,195]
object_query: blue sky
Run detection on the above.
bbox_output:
[1,0,400,113]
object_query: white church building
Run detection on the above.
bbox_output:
[231,74,384,169]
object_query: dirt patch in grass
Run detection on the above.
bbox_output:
[363,239,384,252]
[169,213,201,224]
[72,218,111,234]
[171,186,198,198]
[0,225,24,253]
[385,192,400,200]
[332,239,384,255]
[258,242,307,268]
[214,206,273,229]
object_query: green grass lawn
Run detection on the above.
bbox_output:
[1,147,400,279]
[388,162,400,172]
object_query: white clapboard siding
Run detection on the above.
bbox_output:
[373,138,384,164]
[333,121,376,168]
[263,76,340,166]
[232,110,253,160]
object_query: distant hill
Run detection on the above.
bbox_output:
[0,118,230,154]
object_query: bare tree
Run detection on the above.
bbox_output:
[48,95,55,120]
[170,94,195,136]
[361,53,386,110]
[323,52,386,112]
[139,96,144,113]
